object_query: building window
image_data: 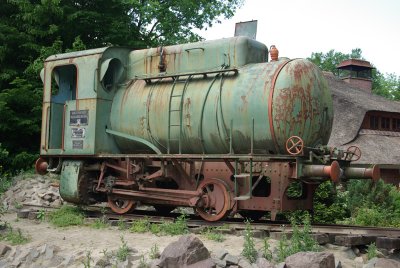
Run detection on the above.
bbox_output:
[381,117,391,130]
[394,118,400,131]
[370,116,379,130]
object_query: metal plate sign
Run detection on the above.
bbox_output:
[234,20,258,39]
[70,110,89,126]
[71,128,86,138]
[72,140,83,149]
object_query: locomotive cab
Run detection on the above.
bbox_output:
[39,47,130,158]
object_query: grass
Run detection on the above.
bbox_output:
[367,242,378,260]
[0,227,29,245]
[48,205,85,227]
[149,244,160,259]
[201,226,225,242]
[90,218,109,229]
[130,214,188,236]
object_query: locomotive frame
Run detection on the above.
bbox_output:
[35,37,379,221]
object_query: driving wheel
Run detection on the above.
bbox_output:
[346,146,361,161]
[196,178,232,222]
[107,195,136,214]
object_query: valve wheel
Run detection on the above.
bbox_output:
[346,146,361,161]
[107,195,136,214]
[286,136,304,155]
[196,178,232,222]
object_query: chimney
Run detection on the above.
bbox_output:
[336,59,374,93]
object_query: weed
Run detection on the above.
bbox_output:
[82,250,93,268]
[201,227,225,242]
[116,236,130,261]
[130,218,150,233]
[90,218,109,229]
[137,255,149,268]
[37,209,46,222]
[262,237,273,261]
[149,244,160,259]
[158,214,188,235]
[0,227,29,245]
[117,217,127,230]
[150,223,161,235]
[276,232,290,262]
[13,202,23,209]
[367,242,378,260]
[48,205,84,227]
[241,219,257,263]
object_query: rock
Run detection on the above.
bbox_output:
[187,258,215,268]
[255,257,274,268]
[213,248,229,260]
[238,258,253,268]
[158,235,210,267]
[0,243,11,257]
[224,254,239,265]
[275,263,286,268]
[352,247,360,256]
[362,257,400,268]
[285,252,335,268]
[335,260,342,268]
[51,199,62,207]
[43,194,52,201]
[213,258,226,267]
[45,245,54,260]
[354,256,364,263]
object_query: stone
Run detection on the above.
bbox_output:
[275,262,286,268]
[43,194,52,201]
[213,258,226,267]
[158,235,210,268]
[213,248,229,260]
[51,199,62,207]
[285,252,335,268]
[238,258,253,268]
[45,245,54,260]
[0,243,11,257]
[353,247,360,256]
[224,254,239,265]
[363,257,400,268]
[255,257,274,268]
[28,211,37,220]
[187,258,216,268]
[335,260,342,268]
[354,256,364,263]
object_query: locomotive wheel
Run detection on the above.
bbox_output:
[107,195,136,214]
[196,178,232,222]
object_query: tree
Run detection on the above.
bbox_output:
[0,0,244,172]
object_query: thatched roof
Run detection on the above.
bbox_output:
[325,72,400,165]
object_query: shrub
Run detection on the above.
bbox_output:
[367,242,378,260]
[116,236,130,261]
[130,218,150,233]
[201,227,225,242]
[0,227,29,245]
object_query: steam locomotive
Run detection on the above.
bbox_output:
[35,37,379,221]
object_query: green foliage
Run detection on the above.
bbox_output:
[241,219,257,263]
[149,244,160,259]
[90,218,109,229]
[313,181,349,223]
[129,218,151,233]
[138,255,149,268]
[82,250,93,268]
[117,217,128,230]
[0,227,29,245]
[201,226,225,242]
[36,209,46,221]
[49,205,85,227]
[340,180,400,227]
[276,214,319,262]
[116,236,130,262]
[367,242,378,260]
[262,237,273,261]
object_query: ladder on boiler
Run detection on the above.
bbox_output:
[167,75,193,154]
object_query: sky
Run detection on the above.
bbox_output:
[197,0,400,75]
